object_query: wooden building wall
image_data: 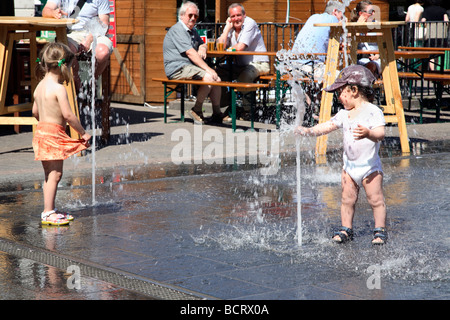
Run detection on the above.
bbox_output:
[110,0,145,104]
[111,0,389,104]
[145,1,177,104]
[110,0,177,104]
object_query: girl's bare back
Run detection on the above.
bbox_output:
[33,74,70,127]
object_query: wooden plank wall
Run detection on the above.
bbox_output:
[110,0,146,103]
[145,1,177,103]
[111,0,177,103]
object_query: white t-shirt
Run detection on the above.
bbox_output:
[225,16,268,66]
[407,4,424,22]
[48,0,110,31]
[330,103,385,184]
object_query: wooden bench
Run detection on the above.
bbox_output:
[397,46,450,73]
[398,46,450,51]
[398,71,450,84]
[398,71,450,122]
[152,77,269,131]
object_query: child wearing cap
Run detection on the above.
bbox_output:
[295,65,387,245]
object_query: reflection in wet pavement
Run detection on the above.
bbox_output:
[0,142,449,299]
[0,251,151,299]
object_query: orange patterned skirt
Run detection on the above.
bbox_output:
[33,122,87,161]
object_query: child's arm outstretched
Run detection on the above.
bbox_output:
[294,121,338,137]
[56,85,91,144]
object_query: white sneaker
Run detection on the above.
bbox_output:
[189,109,204,125]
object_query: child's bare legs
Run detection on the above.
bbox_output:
[332,170,359,241]
[333,170,386,243]
[42,160,66,222]
[362,171,386,244]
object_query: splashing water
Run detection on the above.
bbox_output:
[90,38,96,205]
[273,0,356,246]
[294,87,307,246]
[85,18,108,205]
[287,78,307,246]
[194,2,358,249]
[275,47,311,246]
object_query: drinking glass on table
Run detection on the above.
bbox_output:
[207,38,215,51]
[217,41,224,51]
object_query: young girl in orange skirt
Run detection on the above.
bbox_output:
[32,42,91,226]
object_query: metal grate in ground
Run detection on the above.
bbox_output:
[0,237,214,300]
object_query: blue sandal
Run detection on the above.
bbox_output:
[332,226,354,243]
[372,227,388,245]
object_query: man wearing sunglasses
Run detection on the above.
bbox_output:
[163,1,224,125]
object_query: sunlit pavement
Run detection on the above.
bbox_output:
[0,103,448,301]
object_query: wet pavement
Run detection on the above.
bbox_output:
[0,102,449,303]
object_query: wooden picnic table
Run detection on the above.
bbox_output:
[396,48,450,122]
[152,77,269,132]
[207,50,277,57]
[207,49,277,80]
[0,16,80,139]
[207,50,278,127]
[356,49,445,70]
[397,46,450,52]
[394,50,445,59]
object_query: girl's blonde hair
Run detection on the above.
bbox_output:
[36,42,75,84]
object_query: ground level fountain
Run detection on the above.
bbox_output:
[0,122,448,300]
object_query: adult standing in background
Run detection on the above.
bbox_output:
[421,0,448,22]
[421,0,448,69]
[216,3,270,121]
[405,1,424,46]
[405,0,424,22]
[163,1,224,125]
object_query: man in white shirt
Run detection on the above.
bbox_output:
[217,3,270,119]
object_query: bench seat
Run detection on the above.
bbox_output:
[398,71,450,122]
[152,77,269,131]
